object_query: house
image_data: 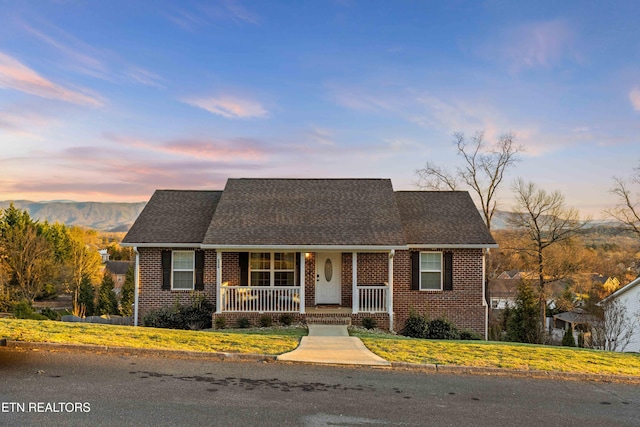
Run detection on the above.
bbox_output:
[598,276,640,352]
[121,178,497,336]
[104,260,134,294]
[487,278,518,310]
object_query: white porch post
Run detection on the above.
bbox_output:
[388,249,394,331]
[352,252,358,314]
[215,251,222,314]
[300,253,306,314]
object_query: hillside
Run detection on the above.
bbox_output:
[0,200,146,232]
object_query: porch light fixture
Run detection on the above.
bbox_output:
[305,252,311,259]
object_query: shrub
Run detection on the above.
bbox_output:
[425,318,459,340]
[279,313,294,326]
[143,306,182,329]
[26,313,49,320]
[258,314,273,328]
[577,331,585,348]
[40,307,61,321]
[180,298,214,330]
[236,317,251,328]
[143,297,213,330]
[562,328,576,347]
[214,316,226,329]
[13,300,34,319]
[361,317,377,330]
[459,329,483,340]
[401,310,429,338]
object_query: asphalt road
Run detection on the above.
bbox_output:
[0,347,638,427]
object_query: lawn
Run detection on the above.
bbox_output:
[0,318,302,355]
[2,319,639,378]
[351,330,640,377]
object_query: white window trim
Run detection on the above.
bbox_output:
[172,250,195,290]
[249,252,297,287]
[420,251,443,291]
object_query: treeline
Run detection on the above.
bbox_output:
[0,204,134,317]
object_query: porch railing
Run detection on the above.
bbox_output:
[221,286,300,312]
[357,285,387,313]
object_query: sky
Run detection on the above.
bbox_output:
[0,0,639,219]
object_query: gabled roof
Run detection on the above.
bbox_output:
[105,260,133,275]
[395,191,497,246]
[122,190,222,245]
[203,179,406,247]
[600,276,640,304]
[122,179,497,248]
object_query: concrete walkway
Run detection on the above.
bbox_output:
[276,324,390,366]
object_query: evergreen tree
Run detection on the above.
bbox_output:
[505,281,541,343]
[562,328,576,347]
[119,265,135,316]
[77,274,95,316]
[96,273,118,315]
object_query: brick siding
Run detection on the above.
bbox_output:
[392,249,486,336]
[137,248,486,335]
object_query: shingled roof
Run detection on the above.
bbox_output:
[203,179,406,246]
[122,190,222,244]
[394,191,496,246]
[123,179,496,248]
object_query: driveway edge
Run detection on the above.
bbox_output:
[5,340,639,384]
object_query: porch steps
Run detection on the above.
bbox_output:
[305,316,352,326]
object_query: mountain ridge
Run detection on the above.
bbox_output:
[0,200,146,232]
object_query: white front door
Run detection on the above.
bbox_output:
[315,252,341,304]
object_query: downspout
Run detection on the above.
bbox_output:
[388,249,394,332]
[482,249,488,340]
[134,247,140,327]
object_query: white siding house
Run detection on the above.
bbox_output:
[599,276,640,353]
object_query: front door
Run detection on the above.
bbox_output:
[315,252,341,304]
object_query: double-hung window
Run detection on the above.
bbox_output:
[172,250,195,290]
[420,252,442,290]
[250,252,296,286]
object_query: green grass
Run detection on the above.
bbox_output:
[0,318,301,355]
[350,330,640,377]
[2,319,639,378]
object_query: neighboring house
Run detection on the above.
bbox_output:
[550,308,596,345]
[598,276,640,352]
[122,179,497,336]
[488,278,518,310]
[105,261,133,294]
[497,270,521,280]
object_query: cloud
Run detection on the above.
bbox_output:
[486,20,577,70]
[23,23,164,87]
[166,0,260,30]
[103,133,275,161]
[328,83,396,112]
[0,51,104,106]
[126,67,164,88]
[630,87,640,111]
[182,95,268,119]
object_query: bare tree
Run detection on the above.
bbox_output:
[606,164,640,239]
[416,131,523,232]
[592,298,639,352]
[508,179,588,340]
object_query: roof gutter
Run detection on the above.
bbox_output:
[202,244,407,252]
[121,243,201,248]
[408,244,499,249]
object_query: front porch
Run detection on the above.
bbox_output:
[213,250,395,329]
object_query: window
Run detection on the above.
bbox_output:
[249,252,296,287]
[172,250,195,290]
[420,252,442,290]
